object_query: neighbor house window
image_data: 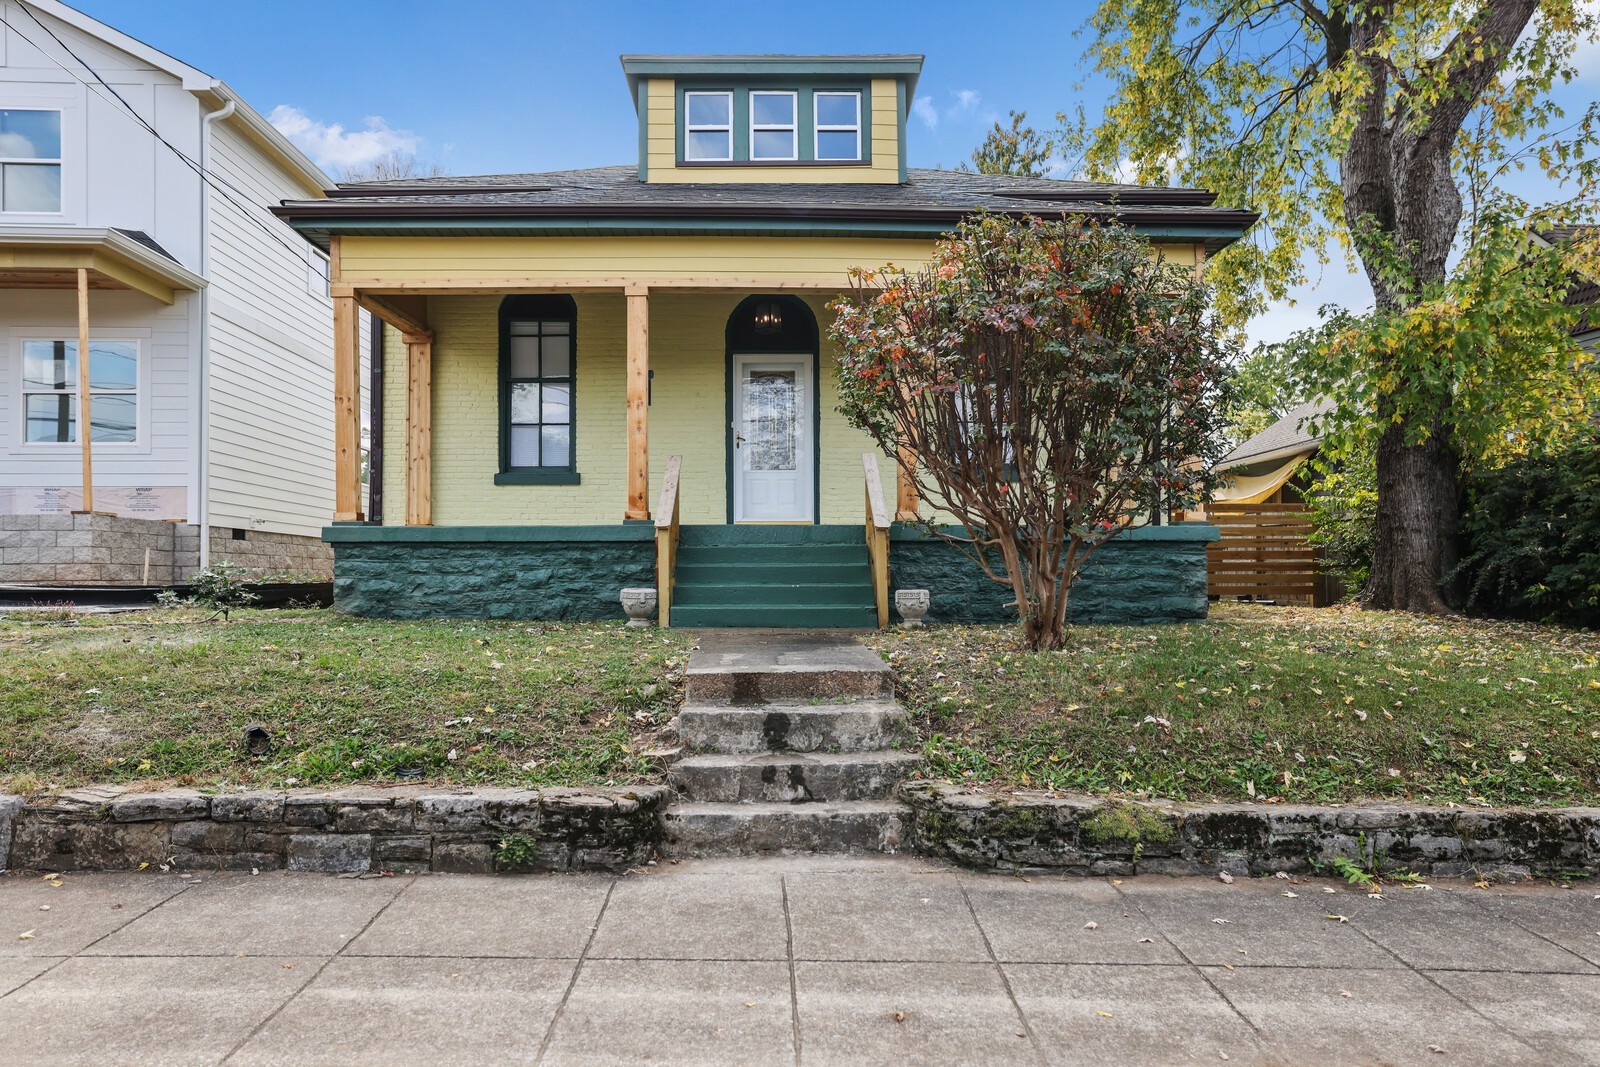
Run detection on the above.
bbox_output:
[750,91,798,160]
[814,92,862,161]
[499,295,577,482]
[0,109,62,213]
[21,339,138,443]
[683,91,733,161]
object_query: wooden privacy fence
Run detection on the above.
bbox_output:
[1206,502,1324,605]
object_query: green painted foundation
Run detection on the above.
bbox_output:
[889,523,1220,626]
[325,522,1219,626]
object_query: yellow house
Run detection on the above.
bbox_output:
[274,54,1254,627]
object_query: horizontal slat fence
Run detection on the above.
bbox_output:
[1206,502,1323,604]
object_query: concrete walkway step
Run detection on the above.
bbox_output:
[668,751,923,803]
[660,800,907,857]
[677,701,910,754]
[685,630,894,703]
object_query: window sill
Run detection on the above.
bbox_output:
[494,470,582,486]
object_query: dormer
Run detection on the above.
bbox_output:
[621,54,922,184]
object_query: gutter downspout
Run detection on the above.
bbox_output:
[197,98,236,570]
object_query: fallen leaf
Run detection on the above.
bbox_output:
[1326,914,1350,923]
[1212,918,1233,925]
[893,1012,906,1023]
[1322,887,1338,895]
[1083,921,1098,930]
[1428,1045,1446,1054]
[1219,871,1234,884]
[1096,1010,1114,1018]
[1339,990,1352,998]
[17,930,35,940]
[1283,891,1298,898]
[1138,937,1154,943]
[1474,880,1491,890]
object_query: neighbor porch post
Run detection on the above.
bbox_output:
[625,285,650,521]
[405,334,433,526]
[76,267,94,514]
[333,292,363,522]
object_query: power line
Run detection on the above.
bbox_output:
[3,3,322,267]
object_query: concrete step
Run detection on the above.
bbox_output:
[684,631,894,702]
[668,751,923,803]
[676,701,910,754]
[660,800,908,857]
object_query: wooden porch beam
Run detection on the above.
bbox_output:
[895,443,919,521]
[358,292,432,342]
[405,336,433,526]
[626,285,650,521]
[332,293,364,522]
[76,268,93,515]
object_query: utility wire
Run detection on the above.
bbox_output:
[3,4,323,267]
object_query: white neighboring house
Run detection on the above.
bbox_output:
[0,0,364,585]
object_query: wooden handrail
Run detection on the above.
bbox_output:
[863,452,891,628]
[654,456,683,627]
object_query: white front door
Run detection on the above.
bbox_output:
[732,353,814,523]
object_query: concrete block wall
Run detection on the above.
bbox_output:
[0,514,197,585]
[209,528,332,579]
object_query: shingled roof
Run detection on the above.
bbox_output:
[273,165,1257,250]
[1218,399,1333,471]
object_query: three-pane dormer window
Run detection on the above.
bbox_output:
[749,91,798,161]
[684,91,733,161]
[814,92,862,161]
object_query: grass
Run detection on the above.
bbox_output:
[864,601,1600,808]
[4,600,1597,808]
[0,606,692,794]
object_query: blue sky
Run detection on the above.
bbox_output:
[72,0,1600,348]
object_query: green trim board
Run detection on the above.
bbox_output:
[621,54,923,105]
[673,80,872,165]
[324,524,654,543]
[636,78,649,181]
[889,522,1221,543]
[494,470,582,485]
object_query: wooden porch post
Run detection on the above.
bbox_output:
[895,442,919,521]
[76,268,94,514]
[405,335,433,526]
[333,292,363,522]
[625,285,650,521]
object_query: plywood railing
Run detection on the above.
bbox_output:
[654,455,683,627]
[1206,501,1323,605]
[863,452,891,628]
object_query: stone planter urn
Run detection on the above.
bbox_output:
[619,588,658,627]
[894,588,931,627]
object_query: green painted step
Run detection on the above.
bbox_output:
[678,524,864,547]
[670,603,877,629]
[673,582,874,609]
[674,561,870,585]
[675,545,868,567]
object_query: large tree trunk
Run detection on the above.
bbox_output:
[1368,420,1460,614]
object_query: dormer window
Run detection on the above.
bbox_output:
[750,91,798,161]
[684,91,733,161]
[0,108,62,213]
[814,92,862,161]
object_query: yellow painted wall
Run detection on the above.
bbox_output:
[643,77,901,184]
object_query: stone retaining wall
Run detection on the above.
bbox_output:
[890,523,1219,625]
[903,781,1600,878]
[1,785,669,875]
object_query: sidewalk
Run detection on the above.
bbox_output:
[1,855,1595,1065]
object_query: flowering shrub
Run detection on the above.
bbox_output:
[830,212,1234,650]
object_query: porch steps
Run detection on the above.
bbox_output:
[668,524,875,630]
[661,630,917,857]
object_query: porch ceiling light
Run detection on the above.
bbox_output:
[752,301,784,335]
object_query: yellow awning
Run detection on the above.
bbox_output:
[1214,453,1308,504]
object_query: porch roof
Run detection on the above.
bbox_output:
[274,166,1258,254]
[0,226,206,304]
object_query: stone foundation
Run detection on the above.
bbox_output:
[903,781,1600,878]
[890,522,1219,625]
[2,785,669,874]
[209,527,332,579]
[326,524,654,620]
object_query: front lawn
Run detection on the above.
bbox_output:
[866,602,1600,808]
[0,608,691,794]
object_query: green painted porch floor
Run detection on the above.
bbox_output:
[669,525,877,629]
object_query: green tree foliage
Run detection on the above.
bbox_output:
[968,111,1055,178]
[1455,429,1600,627]
[829,214,1235,651]
[1065,0,1600,613]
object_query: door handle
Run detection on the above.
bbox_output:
[734,432,745,449]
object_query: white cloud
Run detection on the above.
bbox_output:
[912,95,939,130]
[954,89,981,112]
[269,105,419,171]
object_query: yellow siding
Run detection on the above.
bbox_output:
[643,77,902,184]
[340,234,938,287]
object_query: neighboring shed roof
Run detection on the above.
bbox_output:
[274,165,1257,250]
[1218,399,1334,470]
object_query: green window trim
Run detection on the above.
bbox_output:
[674,81,872,166]
[498,294,579,481]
